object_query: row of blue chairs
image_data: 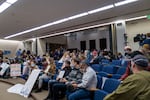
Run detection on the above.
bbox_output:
[73,76,120,100]
[91,64,126,79]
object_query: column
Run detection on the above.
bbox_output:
[114,21,126,54]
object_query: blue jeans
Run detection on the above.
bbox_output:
[68,89,91,100]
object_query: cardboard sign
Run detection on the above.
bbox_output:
[0,63,9,76]
[10,64,21,77]
[20,69,41,98]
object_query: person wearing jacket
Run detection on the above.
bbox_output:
[105,55,150,100]
[68,60,97,100]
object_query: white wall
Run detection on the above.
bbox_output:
[0,39,24,58]
[126,18,150,50]
[67,26,110,50]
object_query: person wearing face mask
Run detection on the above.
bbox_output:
[68,60,97,100]
[44,58,82,100]
[104,55,150,100]
[124,46,132,59]
[35,58,56,93]
[30,60,38,71]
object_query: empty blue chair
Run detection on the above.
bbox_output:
[93,78,120,100]
[101,59,110,64]
[111,60,122,66]
[91,64,102,73]
[121,60,129,67]
[112,67,126,79]
[97,65,117,77]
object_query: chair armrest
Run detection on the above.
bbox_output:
[88,88,99,91]
[107,74,112,77]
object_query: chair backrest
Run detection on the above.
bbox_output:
[112,60,122,66]
[101,59,110,64]
[91,64,102,72]
[97,75,102,89]
[116,67,126,75]
[103,78,120,93]
[102,65,114,74]
[121,60,129,67]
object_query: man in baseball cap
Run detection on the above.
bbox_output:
[104,54,150,100]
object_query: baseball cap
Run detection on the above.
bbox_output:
[132,55,148,67]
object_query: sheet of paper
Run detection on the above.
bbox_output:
[57,70,65,79]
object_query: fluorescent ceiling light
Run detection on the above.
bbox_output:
[38,15,146,39]
[88,5,114,14]
[125,15,147,21]
[51,18,70,25]
[4,0,139,39]
[115,20,125,24]
[0,2,11,13]
[6,0,18,4]
[114,0,138,7]
[68,13,88,20]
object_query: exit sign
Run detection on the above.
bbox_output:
[147,15,150,19]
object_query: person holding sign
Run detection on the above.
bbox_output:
[44,58,82,100]
[0,58,10,78]
[35,58,56,93]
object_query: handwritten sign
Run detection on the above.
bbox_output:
[10,64,21,77]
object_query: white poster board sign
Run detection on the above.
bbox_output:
[7,84,24,94]
[20,69,41,98]
[57,70,65,79]
[0,63,9,76]
[10,64,21,77]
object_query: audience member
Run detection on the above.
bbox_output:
[68,60,97,100]
[105,55,150,100]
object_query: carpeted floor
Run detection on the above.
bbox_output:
[0,81,33,100]
[0,78,66,100]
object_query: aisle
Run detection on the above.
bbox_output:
[0,81,33,100]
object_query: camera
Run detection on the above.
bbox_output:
[133,34,146,43]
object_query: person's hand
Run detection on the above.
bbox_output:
[59,78,67,82]
[72,83,78,88]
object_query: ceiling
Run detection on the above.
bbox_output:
[0,0,150,41]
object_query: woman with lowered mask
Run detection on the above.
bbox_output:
[35,58,56,93]
[29,60,39,72]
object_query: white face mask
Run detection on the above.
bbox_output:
[31,64,35,67]
[70,62,75,67]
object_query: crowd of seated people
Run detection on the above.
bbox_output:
[0,45,150,100]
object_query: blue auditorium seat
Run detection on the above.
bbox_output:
[111,60,122,66]
[101,59,110,64]
[93,78,120,100]
[97,65,117,77]
[91,64,103,73]
[112,67,126,79]
[68,75,103,100]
